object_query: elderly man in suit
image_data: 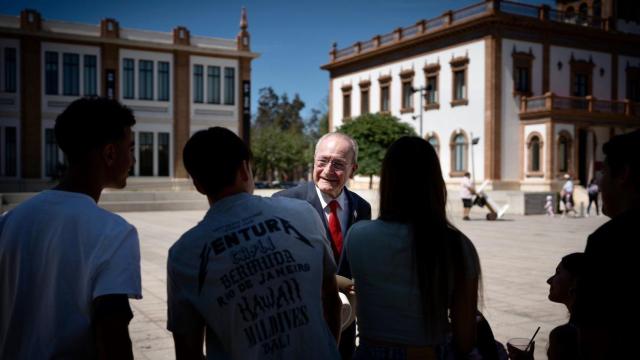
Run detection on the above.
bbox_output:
[274,132,371,360]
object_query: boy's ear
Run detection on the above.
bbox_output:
[239,160,251,181]
[102,143,116,166]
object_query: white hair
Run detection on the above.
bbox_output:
[314,132,358,164]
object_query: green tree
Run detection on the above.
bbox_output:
[254,87,305,133]
[251,87,310,182]
[337,113,416,188]
[252,125,308,182]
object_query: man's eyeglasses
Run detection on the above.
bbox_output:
[315,158,349,171]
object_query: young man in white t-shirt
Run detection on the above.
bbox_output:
[0,98,141,359]
[167,127,341,360]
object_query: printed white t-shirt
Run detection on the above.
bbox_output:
[460,176,474,200]
[167,193,340,360]
[0,190,142,359]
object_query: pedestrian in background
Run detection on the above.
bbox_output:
[460,172,476,221]
[586,178,599,217]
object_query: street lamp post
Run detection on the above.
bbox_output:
[411,85,432,138]
[470,132,480,183]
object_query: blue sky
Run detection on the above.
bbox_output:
[1,0,553,118]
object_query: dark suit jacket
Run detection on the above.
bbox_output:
[273,181,371,278]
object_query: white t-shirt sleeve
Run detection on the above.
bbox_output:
[92,226,142,300]
[166,257,204,334]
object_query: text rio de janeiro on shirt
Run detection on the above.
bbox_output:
[198,214,320,356]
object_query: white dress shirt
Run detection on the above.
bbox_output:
[316,186,349,237]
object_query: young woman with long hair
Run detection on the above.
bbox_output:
[345,136,481,360]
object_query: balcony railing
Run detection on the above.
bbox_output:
[329,0,611,62]
[520,93,637,117]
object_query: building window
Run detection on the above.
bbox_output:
[139,132,154,176]
[450,57,469,106]
[342,85,352,120]
[83,55,97,96]
[158,61,170,101]
[593,0,602,18]
[123,58,135,99]
[360,80,370,115]
[400,70,414,113]
[44,128,59,177]
[4,126,16,176]
[139,60,153,100]
[45,51,58,95]
[565,6,576,22]
[424,63,440,110]
[62,53,79,96]
[426,132,440,155]
[379,75,391,113]
[193,65,204,103]
[4,47,17,93]
[527,133,544,176]
[158,132,170,176]
[625,67,640,102]
[361,89,369,114]
[207,66,221,104]
[578,3,588,24]
[450,131,468,176]
[570,57,594,97]
[558,132,572,174]
[224,67,235,105]
[426,76,438,104]
[454,71,466,100]
[512,51,534,96]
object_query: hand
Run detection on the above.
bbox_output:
[507,342,535,360]
[342,284,355,295]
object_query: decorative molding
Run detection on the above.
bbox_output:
[131,105,170,113]
[399,68,415,78]
[358,79,371,88]
[378,74,391,83]
[449,56,469,68]
[450,99,469,107]
[193,109,233,116]
[423,62,441,73]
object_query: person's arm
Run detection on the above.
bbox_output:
[450,275,478,356]
[167,250,206,360]
[322,269,342,343]
[173,329,205,360]
[93,294,134,360]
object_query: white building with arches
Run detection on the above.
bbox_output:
[323,0,640,191]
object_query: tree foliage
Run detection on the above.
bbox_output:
[337,113,416,184]
[251,125,309,182]
[254,87,305,133]
[251,87,314,181]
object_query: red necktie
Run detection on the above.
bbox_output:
[328,200,343,255]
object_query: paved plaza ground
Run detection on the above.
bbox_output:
[122,203,607,359]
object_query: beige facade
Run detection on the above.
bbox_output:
[0,8,258,191]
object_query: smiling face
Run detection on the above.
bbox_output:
[313,135,357,199]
